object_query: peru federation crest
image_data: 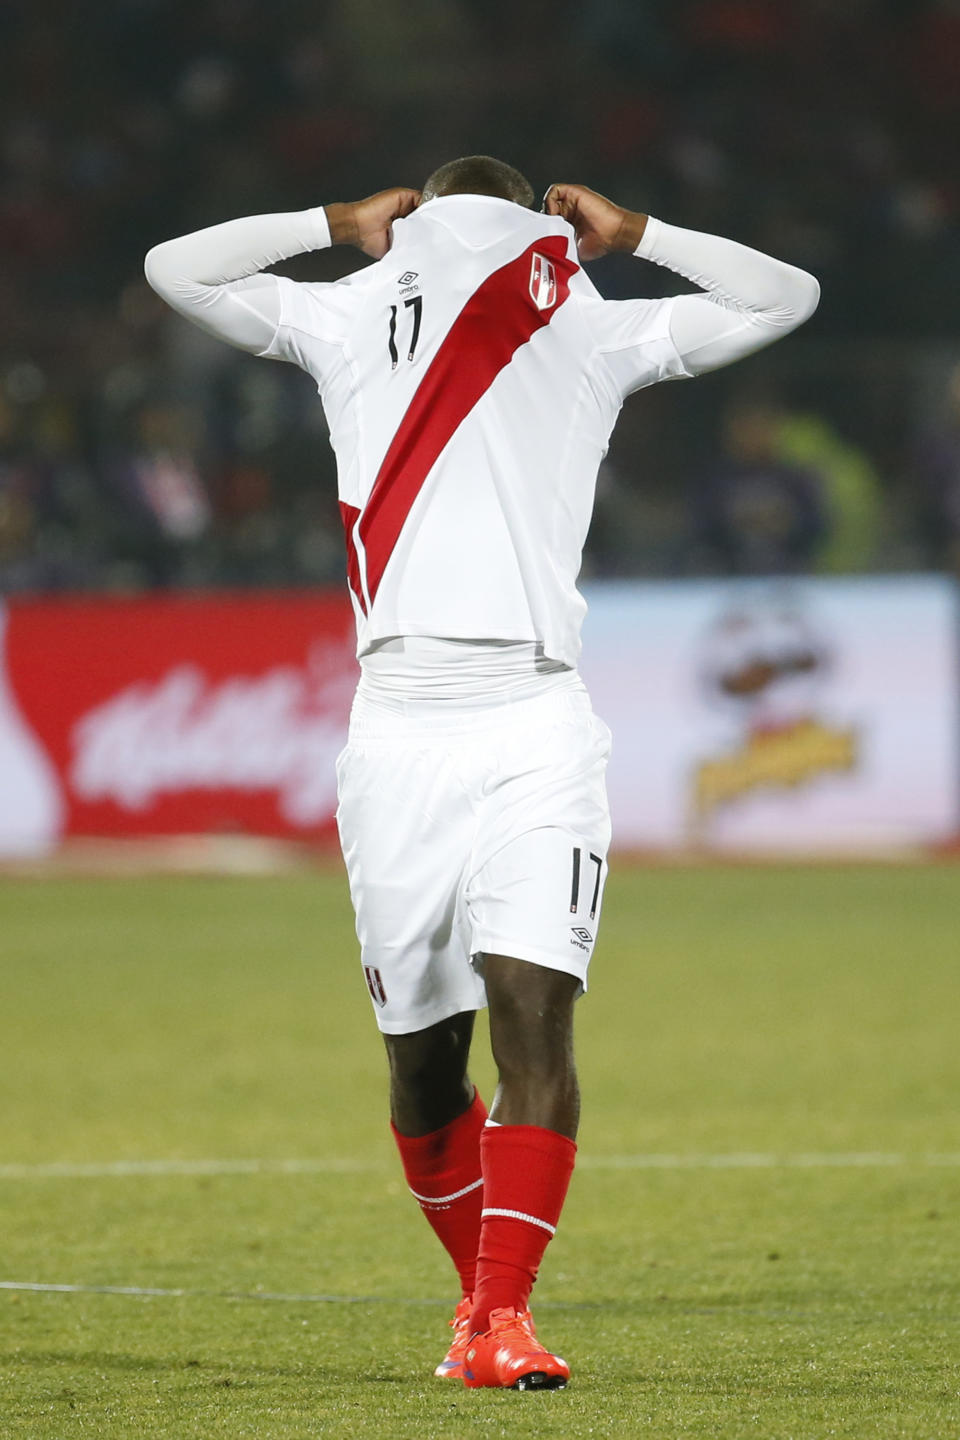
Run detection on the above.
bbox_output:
[364,965,387,1007]
[529,252,558,311]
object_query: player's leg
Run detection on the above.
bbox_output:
[459,954,581,1390]
[336,724,488,1339]
[466,953,579,1337]
[461,693,611,1388]
[483,954,580,1137]
[384,1010,487,1371]
[458,948,590,1390]
[384,1009,476,1137]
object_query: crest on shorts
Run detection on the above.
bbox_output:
[529,252,557,311]
[364,965,387,1007]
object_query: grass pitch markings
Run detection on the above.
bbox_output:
[0,1280,448,1304]
[0,1281,607,1309]
[3,1152,960,1180]
[0,1156,376,1179]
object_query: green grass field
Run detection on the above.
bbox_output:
[2,864,959,1438]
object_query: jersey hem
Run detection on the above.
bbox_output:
[357,623,579,668]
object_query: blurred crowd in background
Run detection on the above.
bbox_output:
[1,0,959,595]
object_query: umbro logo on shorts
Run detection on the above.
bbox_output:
[570,926,593,948]
[397,271,419,285]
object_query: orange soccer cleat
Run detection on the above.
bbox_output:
[461,1306,570,1390]
[434,1295,474,1379]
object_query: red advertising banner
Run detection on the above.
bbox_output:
[1,593,358,852]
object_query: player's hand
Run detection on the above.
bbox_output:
[325,188,421,259]
[542,183,647,261]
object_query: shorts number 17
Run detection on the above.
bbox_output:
[570,847,602,920]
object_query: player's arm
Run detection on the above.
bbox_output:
[543,183,819,375]
[143,188,420,354]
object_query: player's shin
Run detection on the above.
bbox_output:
[391,1089,487,1297]
[470,1123,577,1333]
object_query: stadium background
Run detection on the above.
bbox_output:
[2,0,959,595]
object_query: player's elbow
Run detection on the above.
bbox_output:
[788,268,820,327]
[143,241,177,299]
[758,267,820,337]
[143,243,164,294]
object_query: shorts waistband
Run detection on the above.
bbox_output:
[347,672,590,741]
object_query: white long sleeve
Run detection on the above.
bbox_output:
[144,207,332,354]
[635,215,820,375]
[144,205,819,384]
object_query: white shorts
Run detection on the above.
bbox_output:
[336,682,612,1034]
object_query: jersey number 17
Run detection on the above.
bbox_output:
[388,297,423,368]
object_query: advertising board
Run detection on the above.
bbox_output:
[0,593,357,854]
[1,577,957,855]
[580,576,960,851]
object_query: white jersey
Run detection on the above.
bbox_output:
[259,198,690,664]
[145,195,819,666]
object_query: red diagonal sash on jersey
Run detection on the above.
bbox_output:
[338,500,364,611]
[357,235,576,608]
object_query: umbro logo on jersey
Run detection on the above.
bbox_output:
[529,252,557,311]
[570,926,593,945]
[397,271,419,285]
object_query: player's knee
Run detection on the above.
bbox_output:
[483,956,579,1038]
[383,1013,473,1093]
[386,1048,453,1098]
[484,969,577,1082]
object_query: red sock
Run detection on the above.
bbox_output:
[391,1090,487,1297]
[471,1124,577,1333]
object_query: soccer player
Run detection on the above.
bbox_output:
[145,155,819,1389]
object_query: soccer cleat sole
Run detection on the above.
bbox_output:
[514,1371,568,1391]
